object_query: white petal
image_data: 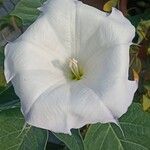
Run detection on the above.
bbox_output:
[5,0,81,83]
[25,81,115,134]
[12,70,66,115]
[84,78,138,118]
[76,4,135,61]
[20,0,77,55]
[20,0,135,61]
[101,79,138,118]
[69,82,116,126]
[83,43,138,117]
[5,0,75,82]
[90,79,138,118]
[84,44,131,82]
[4,0,137,134]
[25,83,71,134]
[4,41,66,82]
[4,37,68,117]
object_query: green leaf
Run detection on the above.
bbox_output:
[0,0,3,5]
[0,46,18,104]
[144,81,150,91]
[10,0,45,26]
[0,69,6,87]
[142,95,150,111]
[128,9,150,28]
[137,20,150,44]
[0,99,20,111]
[53,129,84,150]
[103,0,119,12]
[84,103,150,150]
[130,56,142,74]
[0,47,6,88]
[0,47,4,67]
[0,16,14,30]
[0,86,18,104]
[0,108,48,150]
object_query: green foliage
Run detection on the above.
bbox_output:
[137,20,150,44]
[0,0,3,5]
[0,47,6,88]
[0,47,4,69]
[0,99,20,111]
[54,130,84,150]
[128,9,150,28]
[84,103,150,150]
[0,46,19,106]
[142,95,150,111]
[10,0,45,26]
[130,55,142,74]
[0,86,18,104]
[144,81,150,91]
[50,104,150,150]
[103,0,119,12]
[0,16,10,30]
[0,107,48,150]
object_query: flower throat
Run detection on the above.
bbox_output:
[69,58,83,80]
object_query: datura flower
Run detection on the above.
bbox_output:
[4,0,138,134]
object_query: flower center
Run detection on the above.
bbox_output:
[69,58,83,80]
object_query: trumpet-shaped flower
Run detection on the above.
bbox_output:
[4,0,138,134]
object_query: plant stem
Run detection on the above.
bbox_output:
[11,16,20,32]
[119,0,128,16]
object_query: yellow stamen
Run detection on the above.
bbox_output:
[69,58,83,80]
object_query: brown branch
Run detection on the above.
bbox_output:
[81,0,104,10]
[119,0,128,16]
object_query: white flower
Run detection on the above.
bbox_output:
[4,0,138,134]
